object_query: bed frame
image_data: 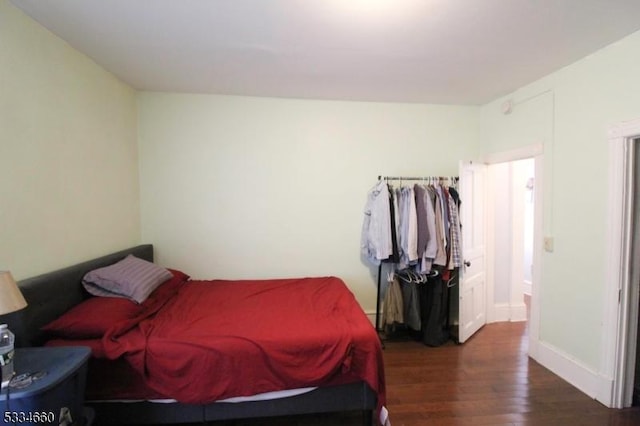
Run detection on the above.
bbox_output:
[0,245,377,425]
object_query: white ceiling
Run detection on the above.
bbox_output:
[10,0,640,105]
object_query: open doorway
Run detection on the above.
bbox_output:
[483,145,543,360]
[487,158,534,323]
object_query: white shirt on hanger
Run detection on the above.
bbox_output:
[361,180,392,265]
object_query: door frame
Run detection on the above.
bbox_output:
[604,117,640,408]
[482,143,544,359]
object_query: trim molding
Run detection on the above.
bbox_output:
[534,340,607,402]
[510,303,528,322]
[604,116,640,408]
[529,155,544,361]
[489,302,527,323]
[482,143,543,165]
[491,303,510,322]
[482,146,543,361]
[364,310,377,328]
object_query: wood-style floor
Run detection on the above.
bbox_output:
[209,321,640,425]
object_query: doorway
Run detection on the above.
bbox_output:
[482,144,543,360]
[487,158,535,324]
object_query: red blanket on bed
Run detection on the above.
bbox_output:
[99,276,385,410]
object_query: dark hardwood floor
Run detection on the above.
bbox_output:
[207,321,640,425]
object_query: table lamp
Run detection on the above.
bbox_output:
[0,271,27,388]
[0,271,27,316]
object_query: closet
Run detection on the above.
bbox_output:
[361,175,462,346]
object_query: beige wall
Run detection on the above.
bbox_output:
[480,30,640,370]
[138,92,479,312]
[0,0,140,279]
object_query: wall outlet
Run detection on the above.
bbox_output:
[544,236,554,252]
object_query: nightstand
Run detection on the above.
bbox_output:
[1,346,91,426]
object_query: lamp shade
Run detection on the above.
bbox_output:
[0,271,27,316]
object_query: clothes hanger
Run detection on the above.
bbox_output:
[446,271,458,288]
[397,268,414,283]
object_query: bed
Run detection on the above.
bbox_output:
[0,245,386,425]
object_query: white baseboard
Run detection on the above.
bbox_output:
[489,302,528,323]
[596,374,615,408]
[364,310,377,328]
[532,340,612,404]
[491,303,511,322]
[510,302,528,322]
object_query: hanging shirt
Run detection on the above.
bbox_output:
[387,185,400,263]
[423,186,438,259]
[419,185,438,273]
[393,187,403,265]
[361,181,392,265]
[436,185,450,247]
[399,187,418,266]
[446,187,463,269]
[432,188,448,267]
[414,184,429,261]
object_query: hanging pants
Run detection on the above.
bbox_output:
[418,274,449,347]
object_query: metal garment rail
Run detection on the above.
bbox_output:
[378,175,459,184]
[373,175,459,333]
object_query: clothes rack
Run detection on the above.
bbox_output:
[373,174,460,336]
[378,175,459,183]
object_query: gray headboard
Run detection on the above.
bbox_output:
[0,245,153,347]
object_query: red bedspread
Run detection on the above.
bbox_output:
[99,276,385,410]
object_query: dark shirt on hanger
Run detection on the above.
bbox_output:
[384,184,400,263]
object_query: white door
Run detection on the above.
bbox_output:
[458,160,487,343]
